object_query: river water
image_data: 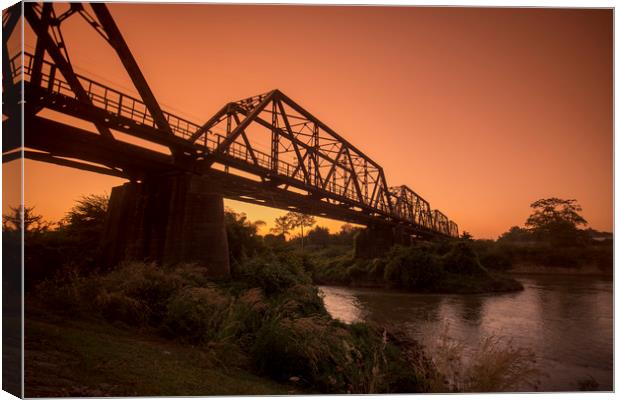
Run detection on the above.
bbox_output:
[319,274,613,392]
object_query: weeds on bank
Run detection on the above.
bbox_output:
[426,324,540,392]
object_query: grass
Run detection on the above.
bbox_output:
[25,305,303,397]
[424,325,541,392]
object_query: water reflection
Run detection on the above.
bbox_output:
[319,274,613,392]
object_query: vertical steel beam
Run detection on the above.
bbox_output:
[271,101,278,172]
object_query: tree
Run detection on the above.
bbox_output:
[336,223,362,245]
[3,205,51,233]
[273,211,316,251]
[306,226,331,248]
[3,205,60,289]
[61,194,108,235]
[461,231,473,241]
[498,226,532,243]
[271,215,294,237]
[225,208,265,263]
[525,198,587,245]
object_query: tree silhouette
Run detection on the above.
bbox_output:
[3,205,51,233]
[271,211,316,251]
[287,212,316,252]
[460,231,473,240]
[61,194,108,233]
[525,198,587,245]
[270,215,294,237]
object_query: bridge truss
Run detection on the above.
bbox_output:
[3,2,459,239]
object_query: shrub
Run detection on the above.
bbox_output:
[347,260,372,281]
[236,253,311,295]
[252,315,361,392]
[162,286,232,343]
[441,242,486,275]
[384,245,444,289]
[478,249,512,271]
[98,262,184,325]
[95,291,149,326]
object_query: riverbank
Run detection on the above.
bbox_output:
[315,272,523,294]
[26,258,439,395]
[507,263,613,277]
[310,241,523,294]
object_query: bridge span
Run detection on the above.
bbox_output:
[3,3,459,277]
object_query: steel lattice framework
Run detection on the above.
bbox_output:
[3,2,459,239]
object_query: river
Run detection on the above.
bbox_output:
[319,274,613,392]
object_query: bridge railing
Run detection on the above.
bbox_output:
[18,52,202,141]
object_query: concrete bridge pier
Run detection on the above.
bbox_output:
[354,224,412,259]
[100,174,230,278]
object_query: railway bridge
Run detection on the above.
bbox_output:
[3,3,458,277]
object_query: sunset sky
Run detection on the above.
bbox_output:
[5,4,613,239]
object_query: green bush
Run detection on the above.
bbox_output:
[237,253,311,295]
[441,242,486,275]
[162,286,232,343]
[96,291,149,326]
[251,316,429,393]
[98,262,184,325]
[478,249,512,271]
[384,246,444,289]
[311,255,355,285]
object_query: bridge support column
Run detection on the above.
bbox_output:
[101,174,230,278]
[354,225,412,259]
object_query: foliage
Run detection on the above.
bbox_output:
[270,215,294,237]
[61,194,108,235]
[3,205,52,233]
[427,327,540,392]
[162,286,232,343]
[60,194,110,269]
[235,253,311,295]
[525,198,587,245]
[225,208,266,265]
[3,206,65,290]
[306,226,331,248]
[309,240,522,294]
[251,317,429,393]
[460,231,473,240]
[384,245,444,289]
[526,198,587,229]
[441,241,486,275]
[274,212,317,251]
[35,258,435,394]
[497,226,532,243]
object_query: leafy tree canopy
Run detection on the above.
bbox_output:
[525,198,588,245]
[525,198,587,229]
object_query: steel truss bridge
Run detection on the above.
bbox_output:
[2,2,458,239]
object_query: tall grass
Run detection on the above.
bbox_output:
[425,324,541,392]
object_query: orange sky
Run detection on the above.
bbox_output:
[6,4,613,239]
